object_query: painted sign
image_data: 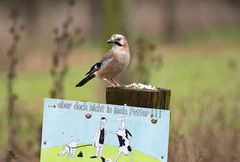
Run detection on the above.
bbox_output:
[40,98,170,162]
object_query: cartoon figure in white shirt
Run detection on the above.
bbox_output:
[91,117,107,161]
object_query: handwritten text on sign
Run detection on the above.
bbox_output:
[49,100,157,117]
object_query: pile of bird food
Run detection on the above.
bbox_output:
[125,83,157,90]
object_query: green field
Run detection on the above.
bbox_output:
[0,28,240,160]
[41,145,160,162]
[1,40,240,146]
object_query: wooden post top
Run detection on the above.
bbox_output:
[106,87,171,110]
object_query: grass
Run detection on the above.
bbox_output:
[151,48,240,134]
[41,145,160,162]
[0,28,240,161]
[0,44,239,142]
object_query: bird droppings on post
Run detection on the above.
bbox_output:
[125,83,157,90]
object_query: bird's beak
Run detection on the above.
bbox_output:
[107,39,114,43]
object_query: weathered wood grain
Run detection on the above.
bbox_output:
[106,87,171,109]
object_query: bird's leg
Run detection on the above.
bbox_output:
[110,79,120,87]
[108,79,118,87]
[103,78,116,87]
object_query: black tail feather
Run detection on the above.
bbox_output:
[75,74,95,87]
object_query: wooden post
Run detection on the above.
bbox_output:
[106,87,171,109]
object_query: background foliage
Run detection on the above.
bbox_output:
[0,0,239,162]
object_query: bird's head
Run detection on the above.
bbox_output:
[107,34,128,50]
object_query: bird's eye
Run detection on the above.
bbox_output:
[116,38,121,41]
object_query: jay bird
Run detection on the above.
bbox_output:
[75,34,130,87]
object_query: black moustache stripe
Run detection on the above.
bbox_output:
[115,41,123,46]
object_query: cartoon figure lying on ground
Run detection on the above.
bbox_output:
[58,139,80,158]
[91,117,108,162]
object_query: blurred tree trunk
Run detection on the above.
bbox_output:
[102,0,123,41]
[90,0,103,39]
[228,0,240,23]
[22,0,38,35]
[164,0,178,42]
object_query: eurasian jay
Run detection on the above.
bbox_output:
[75,34,130,87]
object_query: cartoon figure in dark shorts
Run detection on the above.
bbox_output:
[111,116,133,162]
[91,117,107,161]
